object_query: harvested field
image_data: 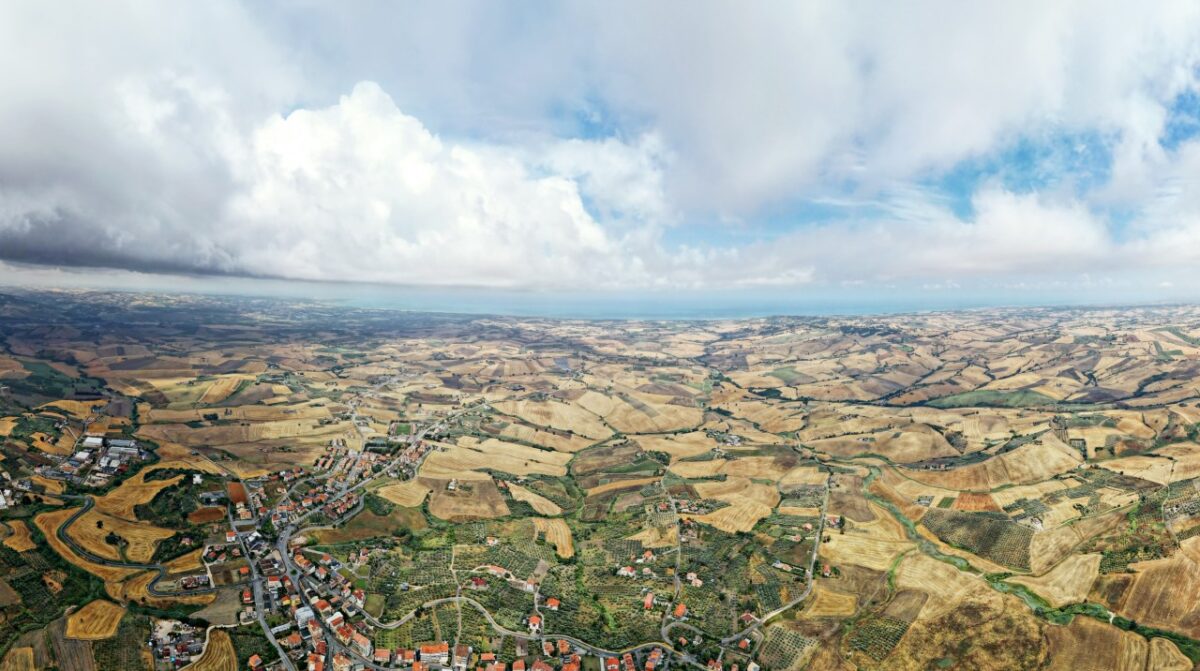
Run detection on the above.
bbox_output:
[829,488,875,524]
[693,477,780,508]
[951,491,1001,512]
[574,389,703,434]
[1110,538,1200,638]
[907,437,1082,491]
[1148,638,1193,671]
[683,499,772,533]
[35,508,138,583]
[666,460,724,479]
[140,401,329,424]
[2,521,36,552]
[107,570,216,608]
[93,469,184,521]
[626,525,677,549]
[804,585,857,618]
[66,600,125,640]
[632,431,718,461]
[198,376,251,405]
[722,456,802,480]
[165,549,205,574]
[492,399,611,440]
[67,509,174,563]
[182,629,236,671]
[309,507,426,545]
[31,475,65,494]
[779,466,829,489]
[508,483,563,515]
[573,443,645,475]
[496,422,594,453]
[1099,446,1200,484]
[421,438,571,479]
[0,648,34,671]
[585,476,658,498]
[192,589,244,627]
[822,518,913,572]
[1045,616,1147,671]
[1010,553,1100,608]
[187,507,226,525]
[376,480,431,508]
[427,479,509,522]
[48,615,96,671]
[532,517,574,558]
[894,554,986,621]
[1028,509,1125,575]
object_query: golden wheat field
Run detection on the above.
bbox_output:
[507,483,563,515]
[1010,553,1100,608]
[683,499,773,534]
[532,517,574,558]
[182,629,238,671]
[34,508,138,584]
[107,570,216,608]
[67,509,174,563]
[93,470,183,520]
[0,647,34,671]
[65,599,126,640]
[375,480,431,507]
[1,521,35,553]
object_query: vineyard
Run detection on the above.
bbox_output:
[756,626,815,670]
[92,613,152,670]
[920,509,1033,569]
[847,616,910,661]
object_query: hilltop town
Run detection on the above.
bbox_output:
[0,290,1197,670]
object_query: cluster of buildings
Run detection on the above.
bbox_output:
[40,434,145,487]
[149,619,205,670]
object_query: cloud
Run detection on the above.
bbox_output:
[4,2,1200,299]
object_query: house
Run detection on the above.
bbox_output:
[450,644,470,670]
[351,632,373,657]
[617,566,636,577]
[419,642,450,665]
[374,649,393,666]
[248,654,264,670]
[528,614,542,633]
[673,603,688,619]
[644,592,655,610]
[545,597,560,611]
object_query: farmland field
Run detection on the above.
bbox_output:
[65,600,126,640]
[2,522,35,553]
[4,291,1200,669]
[184,629,237,671]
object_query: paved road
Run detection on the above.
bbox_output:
[53,494,218,598]
[228,506,296,671]
[720,465,833,645]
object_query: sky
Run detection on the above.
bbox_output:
[4,2,1200,314]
